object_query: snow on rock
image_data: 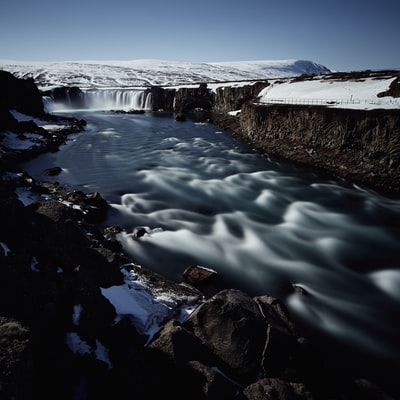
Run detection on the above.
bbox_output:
[0,132,41,150]
[0,242,11,256]
[9,110,69,129]
[101,265,200,343]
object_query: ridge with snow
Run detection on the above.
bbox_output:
[0,59,331,89]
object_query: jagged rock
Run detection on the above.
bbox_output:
[237,103,400,194]
[182,264,226,298]
[145,319,238,399]
[150,86,176,111]
[213,81,268,114]
[174,84,213,113]
[184,289,267,384]
[242,378,313,400]
[44,166,62,176]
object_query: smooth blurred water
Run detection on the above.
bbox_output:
[22,111,400,386]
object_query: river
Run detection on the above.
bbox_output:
[21,109,400,387]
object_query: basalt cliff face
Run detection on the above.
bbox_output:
[236,103,400,193]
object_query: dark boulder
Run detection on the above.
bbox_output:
[145,319,238,399]
[183,289,267,384]
[182,264,226,298]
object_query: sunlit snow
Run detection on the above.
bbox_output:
[258,76,400,110]
[0,59,330,89]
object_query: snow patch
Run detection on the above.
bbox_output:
[101,266,199,343]
[65,332,112,369]
[1,132,40,150]
[0,242,11,256]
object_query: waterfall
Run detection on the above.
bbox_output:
[45,89,152,112]
[84,89,150,110]
[144,92,153,110]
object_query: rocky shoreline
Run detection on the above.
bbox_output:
[1,70,400,399]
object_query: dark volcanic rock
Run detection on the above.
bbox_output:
[49,86,84,108]
[183,289,267,384]
[174,83,213,113]
[0,70,44,117]
[213,81,268,114]
[378,73,400,98]
[182,264,227,298]
[236,103,400,193]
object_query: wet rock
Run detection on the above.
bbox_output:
[182,264,226,298]
[44,166,62,176]
[132,226,148,238]
[175,112,187,122]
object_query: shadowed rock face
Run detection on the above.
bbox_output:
[236,103,400,193]
[0,70,44,117]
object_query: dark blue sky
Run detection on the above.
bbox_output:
[1,0,399,71]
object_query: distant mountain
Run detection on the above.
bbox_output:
[0,59,331,89]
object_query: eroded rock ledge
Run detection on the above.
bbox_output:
[234,103,400,194]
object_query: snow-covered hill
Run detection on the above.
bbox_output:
[0,59,331,89]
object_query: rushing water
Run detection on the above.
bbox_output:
[22,110,400,386]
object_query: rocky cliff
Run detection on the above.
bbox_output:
[235,103,400,193]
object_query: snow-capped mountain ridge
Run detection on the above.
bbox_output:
[0,59,331,90]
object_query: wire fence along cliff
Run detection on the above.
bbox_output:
[258,98,399,107]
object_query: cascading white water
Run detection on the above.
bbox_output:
[85,89,149,110]
[45,89,151,112]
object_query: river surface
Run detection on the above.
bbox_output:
[22,110,400,386]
